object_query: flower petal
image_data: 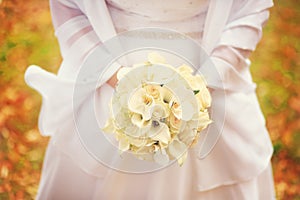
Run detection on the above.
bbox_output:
[169,112,182,131]
[196,111,212,131]
[153,148,169,165]
[117,134,130,152]
[196,88,211,110]
[114,109,131,129]
[145,85,161,99]
[168,138,187,160]
[177,64,194,74]
[128,88,153,120]
[160,86,174,104]
[150,123,171,144]
[177,151,188,167]
[117,67,132,81]
[148,52,166,64]
[127,136,147,147]
[102,118,115,134]
[151,103,170,119]
[131,113,150,128]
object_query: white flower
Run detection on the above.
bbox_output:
[102,52,212,166]
[177,64,193,74]
[177,63,211,113]
[178,64,207,91]
[116,131,130,152]
[114,108,131,129]
[148,52,166,64]
[165,84,197,121]
[128,87,154,121]
[149,122,171,145]
[196,110,212,131]
[102,117,115,134]
[127,135,147,148]
[147,64,177,84]
[178,126,197,145]
[145,85,161,99]
[169,112,182,133]
[170,99,182,118]
[195,88,212,110]
[168,138,188,166]
[151,102,169,119]
[179,94,198,121]
[124,124,139,136]
[159,86,174,104]
[117,67,132,81]
[131,113,150,128]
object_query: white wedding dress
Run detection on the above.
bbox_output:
[25,0,276,199]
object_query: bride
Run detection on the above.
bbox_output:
[25,0,275,199]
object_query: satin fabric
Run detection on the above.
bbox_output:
[25,0,275,199]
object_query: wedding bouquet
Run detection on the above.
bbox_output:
[103,52,212,166]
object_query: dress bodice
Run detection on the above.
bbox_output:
[106,0,209,21]
[106,0,209,42]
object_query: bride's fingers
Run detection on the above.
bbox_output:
[106,66,123,88]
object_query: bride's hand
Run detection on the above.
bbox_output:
[106,67,123,88]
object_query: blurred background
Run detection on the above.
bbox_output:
[0,0,299,199]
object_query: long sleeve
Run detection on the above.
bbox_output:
[24,0,120,178]
[25,0,121,136]
[201,0,273,93]
[195,0,274,191]
[50,0,99,61]
[217,0,273,52]
[49,0,120,81]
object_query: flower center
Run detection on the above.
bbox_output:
[143,95,152,105]
[152,120,160,127]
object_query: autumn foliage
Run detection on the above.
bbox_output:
[0,0,299,199]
